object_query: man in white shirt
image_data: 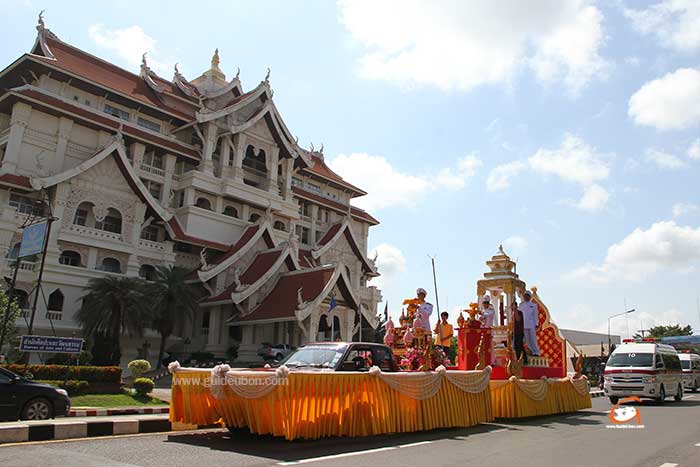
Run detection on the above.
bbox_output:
[479,295,495,328]
[518,290,540,356]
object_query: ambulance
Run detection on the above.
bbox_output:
[678,352,700,392]
[603,338,684,404]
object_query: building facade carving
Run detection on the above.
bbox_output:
[0,15,383,365]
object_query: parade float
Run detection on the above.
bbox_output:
[168,246,590,439]
[458,247,591,418]
[168,288,493,440]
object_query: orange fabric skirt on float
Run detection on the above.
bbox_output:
[170,368,494,440]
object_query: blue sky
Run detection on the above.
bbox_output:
[2,0,700,338]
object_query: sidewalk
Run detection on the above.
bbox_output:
[68,406,169,417]
[0,413,217,444]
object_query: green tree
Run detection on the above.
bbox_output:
[148,266,199,368]
[76,276,150,365]
[0,289,23,355]
[634,324,693,339]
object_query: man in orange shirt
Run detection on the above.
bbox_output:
[434,311,454,353]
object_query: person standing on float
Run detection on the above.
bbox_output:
[413,288,434,338]
[518,290,540,356]
[479,295,496,328]
[511,302,527,364]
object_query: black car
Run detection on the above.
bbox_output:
[0,367,71,421]
[279,342,399,372]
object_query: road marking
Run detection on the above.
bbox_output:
[658,463,678,467]
[0,428,220,448]
[398,441,432,448]
[278,447,397,465]
[695,442,700,446]
[683,395,695,399]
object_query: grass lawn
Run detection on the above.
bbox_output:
[70,392,168,408]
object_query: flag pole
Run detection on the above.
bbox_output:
[430,255,443,349]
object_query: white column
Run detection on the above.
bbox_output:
[162,153,177,207]
[130,142,145,169]
[232,133,246,183]
[267,146,279,195]
[54,117,74,173]
[201,122,217,175]
[2,102,32,173]
[220,135,231,179]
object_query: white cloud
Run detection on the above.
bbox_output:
[688,139,700,160]
[528,133,611,185]
[625,0,700,53]
[645,148,688,169]
[368,243,406,290]
[435,154,483,189]
[338,0,608,94]
[504,235,528,252]
[564,184,610,212]
[628,68,700,130]
[672,202,700,218]
[486,160,527,191]
[570,221,700,282]
[88,24,172,75]
[559,304,684,337]
[328,153,481,211]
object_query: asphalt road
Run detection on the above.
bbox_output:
[3,395,700,467]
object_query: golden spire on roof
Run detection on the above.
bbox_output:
[211,48,220,68]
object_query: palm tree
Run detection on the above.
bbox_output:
[148,265,199,368]
[77,275,151,365]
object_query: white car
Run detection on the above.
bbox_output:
[679,353,700,392]
[603,339,684,404]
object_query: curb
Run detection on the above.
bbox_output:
[68,407,169,417]
[0,416,215,444]
[590,390,604,398]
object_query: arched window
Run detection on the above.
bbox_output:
[249,213,260,223]
[196,197,212,210]
[48,289,64,312]
[273,220,286,231]
[243,145,267,174]
[222,206,238,218]
[139,264,156,281]
[95,208,122,234]
[99,257,121,273]
[14,290,29,309]
[74,202,94,227]
[59,250,82,267]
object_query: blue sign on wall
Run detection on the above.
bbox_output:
[19,335,84,353]
[18,222,47,258]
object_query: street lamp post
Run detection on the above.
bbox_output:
[608,309,635,354]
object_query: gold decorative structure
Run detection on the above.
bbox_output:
[475,335,487,370]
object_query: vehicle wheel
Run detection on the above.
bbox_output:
[275,353,283,361]
[674,384,683,402]
[609,396,619,404]
[656,385,665,404]
[21,398,53,420]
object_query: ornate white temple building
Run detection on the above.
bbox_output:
[0,15,382,364]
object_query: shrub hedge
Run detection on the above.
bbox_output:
[2,364,122,383]
[37,379,89,395]
[133,377,155,396]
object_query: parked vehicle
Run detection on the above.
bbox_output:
[0,367,71,421]
[603,338,684,404]
[278,342,398,372]
[257,343,295,362]
[678,352,700,392]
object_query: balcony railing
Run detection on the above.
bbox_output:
[4,259,36,272]
[45,311,62,321]
[67,224,123,242]
[140,163,165,177]
[139,239,166,252]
